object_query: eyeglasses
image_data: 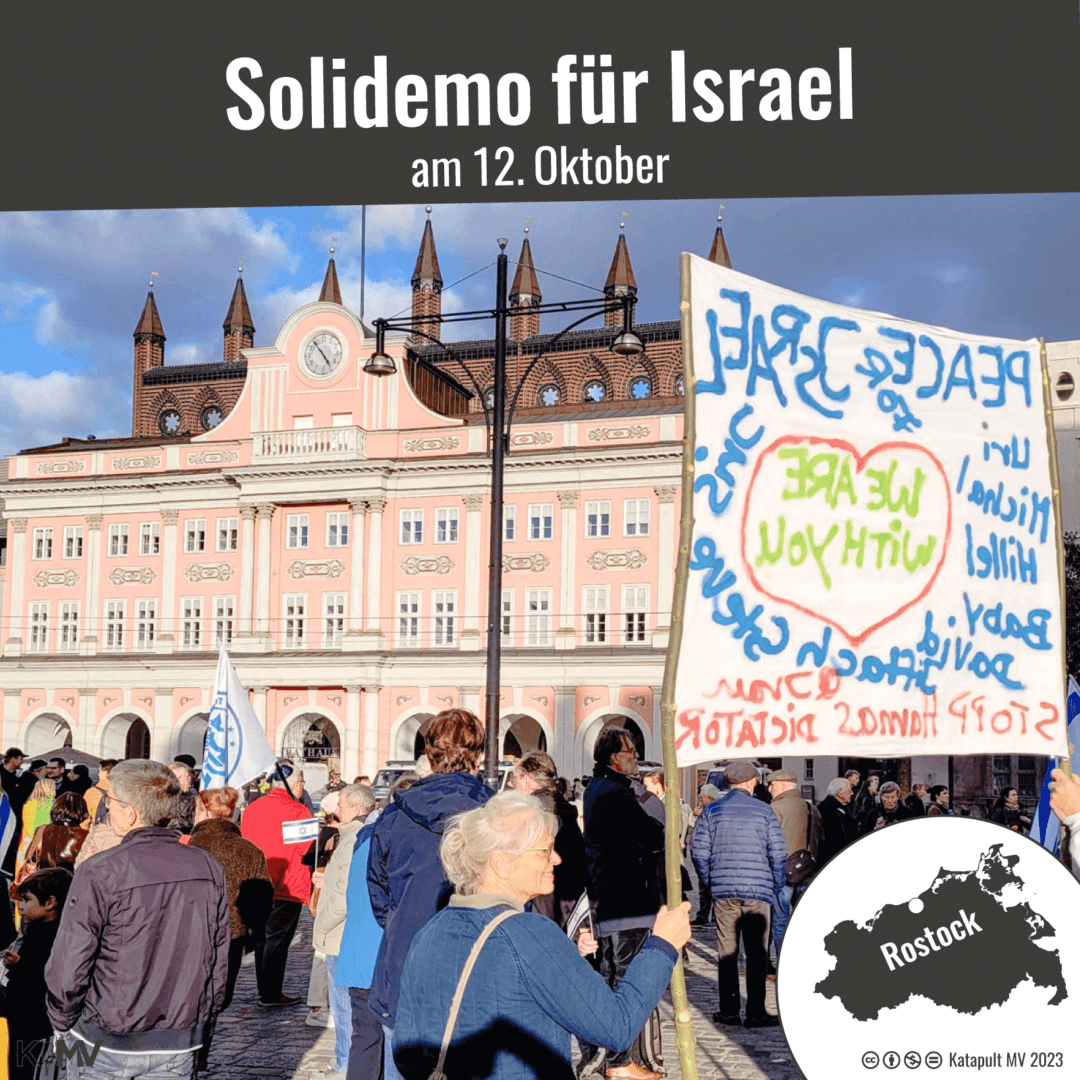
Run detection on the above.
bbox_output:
[515,842,555,860]
[103,792,130,809]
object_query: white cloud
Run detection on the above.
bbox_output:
[0,281,49,323]
[169,342,213,366]
[0,370,127,455]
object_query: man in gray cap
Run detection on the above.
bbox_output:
[767,769,815,952]
[691,762,786,1028]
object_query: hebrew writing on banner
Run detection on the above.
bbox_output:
[674,254,1068,767]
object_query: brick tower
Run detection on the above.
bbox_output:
[132,288,165,436]
[509,230,541,341]
[411,209,442,343]
[222,270,255,363]
[603,223,637,327]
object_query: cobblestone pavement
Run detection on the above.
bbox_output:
[202,915,805,1080]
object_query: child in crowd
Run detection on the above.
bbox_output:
[2,868,73,1080]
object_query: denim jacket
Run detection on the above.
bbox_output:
[393,894,677,1080]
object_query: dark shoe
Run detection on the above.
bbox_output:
[743,1013,781,1028]
[712,1012,742,1025]
[258,994,301,1007]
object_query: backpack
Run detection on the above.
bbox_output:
[785,800,824,886]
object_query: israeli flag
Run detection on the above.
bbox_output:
[200,648,278,791]
[0,792,15,868]
[1032,674,1080,855]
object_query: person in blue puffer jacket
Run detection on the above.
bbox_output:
[367,710,493,1080]
[691,761,787,1029]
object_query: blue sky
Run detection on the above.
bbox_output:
[0,195,1078,456]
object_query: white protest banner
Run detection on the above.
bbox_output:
[673,254,1068,767]
[201,648,279,789]
[281,818,320,845]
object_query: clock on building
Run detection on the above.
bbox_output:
[302,331,344,376]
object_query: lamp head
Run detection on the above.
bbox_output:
[364,320,396,376]
[364,350,396,376]
[610,329,644,357]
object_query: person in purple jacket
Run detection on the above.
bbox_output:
[44,760,230,1079]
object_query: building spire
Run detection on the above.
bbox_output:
[132,281,166,437]
[411,206,443,343]
[134,288,165,342]
[411,206,443,290]
[510,226,541,340]
[603,218,637,327]
[708,205,732,268]
[320,245,343,305]
[222,266,255,363]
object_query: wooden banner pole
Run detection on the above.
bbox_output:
[1040,338,1072,781]
[658,252,700,1080]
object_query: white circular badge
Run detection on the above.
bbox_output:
[778,816,1079,1079]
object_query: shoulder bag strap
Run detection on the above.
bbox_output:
[430,908,518,1080]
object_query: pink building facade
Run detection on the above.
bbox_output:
[0,295,684,783]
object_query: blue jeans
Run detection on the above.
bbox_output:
[324,953,353,1072]
[59,1035,196,1078]
[772,885,793,954]
[383,1025,406,1080]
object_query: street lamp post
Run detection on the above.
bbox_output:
[365,240,643,788]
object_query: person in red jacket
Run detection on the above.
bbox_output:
[240,763,312,1006]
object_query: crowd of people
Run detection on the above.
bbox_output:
[0,727,1072,1080]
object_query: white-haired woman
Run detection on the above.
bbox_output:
[392,790,690,1080]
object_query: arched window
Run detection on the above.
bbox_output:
[200,404,224,430]
[537,383,561,407]
[628,376,652,400]
[1056,372,1075,402]
[674,374,684,396]
[582,380,606,402]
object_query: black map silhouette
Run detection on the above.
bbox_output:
[816,844,1067,1020]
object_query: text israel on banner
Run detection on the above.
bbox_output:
[200,648,279,789]
[674,255,1069,767]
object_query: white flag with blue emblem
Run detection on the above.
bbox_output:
[1032,674,1080,855]
[200,648,278,791]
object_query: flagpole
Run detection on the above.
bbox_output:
[222,648,230,786]
[1041,338,1071,780]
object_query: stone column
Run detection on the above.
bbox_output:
[653,485,678,648]
[2,692,20,750]
[156,509,178,654]
[554,685,577,779]
[251,685,271,753]
[362,685,381,776]
[237,505,257,636]
[364,497,386,643]
[649,686,663,761]
[460,493,484,651]
[3,518,26,656]
[555,490,578,650]
[153,689,174,762]
[255,505,275,644]
[78,688,97,756]
[343,498,367,651]
[344,685,362,779]
[78,515,103,657]
[458,685,482,717]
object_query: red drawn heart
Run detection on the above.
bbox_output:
[739,435,952,646]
